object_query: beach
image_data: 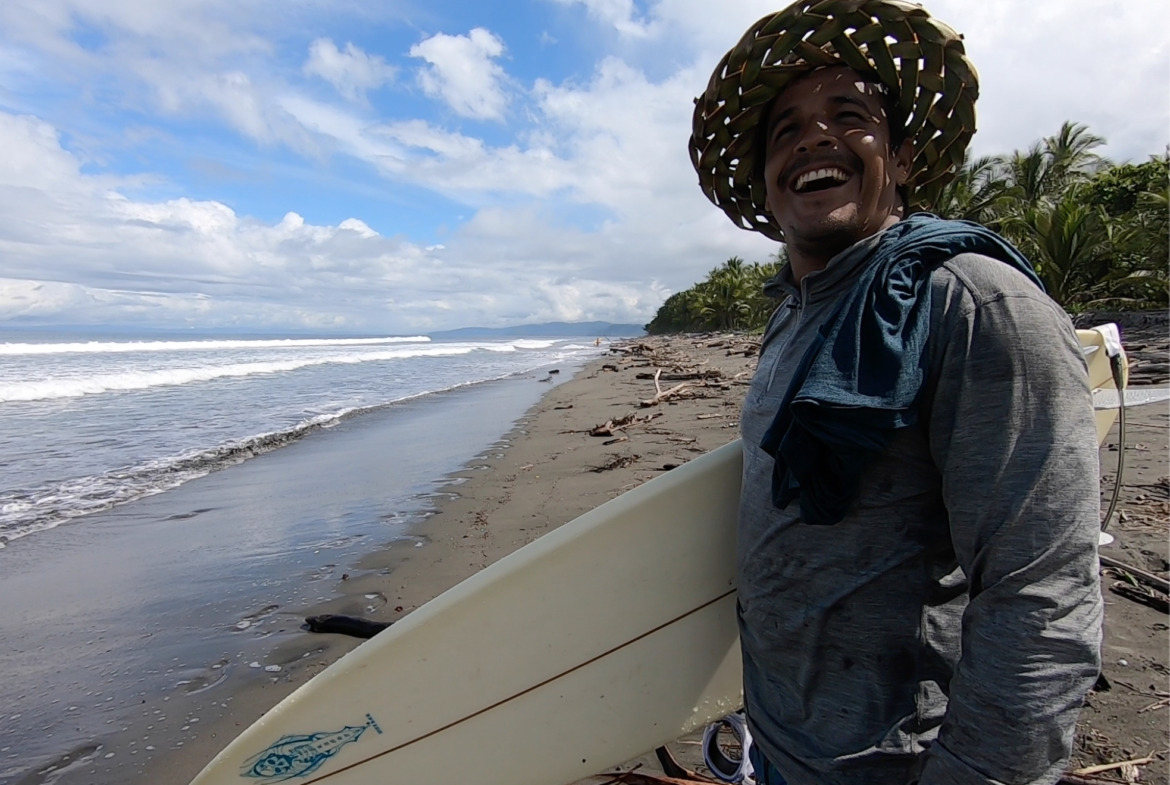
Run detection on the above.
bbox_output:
[5,329,1168,785]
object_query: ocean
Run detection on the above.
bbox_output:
[0,329,602,548]
[0,329,607,782]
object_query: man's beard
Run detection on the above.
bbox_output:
[788,204,869,260]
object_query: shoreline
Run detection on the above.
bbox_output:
[132,334,761,785]
[9,330,1167,784]
[4,364,594,785]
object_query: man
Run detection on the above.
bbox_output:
[688,3,1103,784]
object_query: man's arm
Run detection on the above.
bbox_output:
[918,266,1103,785]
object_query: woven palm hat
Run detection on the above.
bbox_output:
[689,0,979,242]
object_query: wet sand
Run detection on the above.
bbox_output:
[6,331,1167,784]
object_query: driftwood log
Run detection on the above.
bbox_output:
[304,614,392,638]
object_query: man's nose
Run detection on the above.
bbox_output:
[795,122,836,154]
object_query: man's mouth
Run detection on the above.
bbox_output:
[791,166,851,194]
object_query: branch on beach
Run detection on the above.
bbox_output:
[641,382,693,407]
[1099,554,1170,593]
[635,369,725,382]
[1108,581,1170,613]
[589,455,640,472]
[304,614,392,639]
[1063,753,1158,782]
[588,411,664,437]
[598,772,718,785]
[611,335,760,370]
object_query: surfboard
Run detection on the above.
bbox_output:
[1077,324,1128,444]
[189,439,745,785]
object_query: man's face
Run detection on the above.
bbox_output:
[762,67,913,259]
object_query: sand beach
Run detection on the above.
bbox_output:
[5,327,1167,785]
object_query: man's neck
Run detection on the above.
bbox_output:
[787,214,903,283]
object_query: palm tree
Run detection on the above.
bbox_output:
[1043,121,1107,188]
[993,122,1121,307]
[1007,194,1111,305]
[931,154,1012,226]
[696,257,754,331]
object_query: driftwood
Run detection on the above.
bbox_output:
[1099,554,1170,593]
[589,411,663,437]
[635,369,724,382]
[599,774,715,785]
[631,368,688,407]
[304,614,392,639]
[610,334,758,375]
[589,455,639,473]
[1109,581,1170,612]
[1067,753,1155,781]
[654,747,714,782]
[641,382,693,407]
[1138,697,1170,713]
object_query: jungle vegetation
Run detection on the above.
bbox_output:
[645,123,1168,335]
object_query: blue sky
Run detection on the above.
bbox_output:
[0,0,1166,334]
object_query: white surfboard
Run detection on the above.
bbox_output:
[1077,324,1128,444]
[189,439,745,785]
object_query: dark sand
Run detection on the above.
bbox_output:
[5,331,1167,785]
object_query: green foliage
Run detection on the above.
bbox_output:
[1081,155,1168,215]
[650,123,1167,333]
[644,254,786,334]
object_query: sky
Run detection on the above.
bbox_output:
[0,0,1166,334]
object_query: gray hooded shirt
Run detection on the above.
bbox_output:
[738,231,1103,785]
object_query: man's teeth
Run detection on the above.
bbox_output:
[794,167,849,191]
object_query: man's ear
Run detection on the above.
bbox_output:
[892,139,914,186]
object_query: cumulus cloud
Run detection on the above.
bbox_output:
[926,0,1170,161]
[409,28,509,121]
[303,39,396,102]
[0,111,429,329]
[0,0,1164,334]
[0,108,716,331]
[547,0,656,37]
[0,113,84,190]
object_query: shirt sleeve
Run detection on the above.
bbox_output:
[917,264,1104,785]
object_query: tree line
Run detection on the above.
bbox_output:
[646,122,1168,334]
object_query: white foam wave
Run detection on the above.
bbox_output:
[0,336,430,356]
[0,344,480,403]
[0,370,539,546]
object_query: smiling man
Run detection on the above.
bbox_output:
[689,3,1103,784]
[762,68,912,279]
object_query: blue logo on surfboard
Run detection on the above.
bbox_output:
[241,714,383,781]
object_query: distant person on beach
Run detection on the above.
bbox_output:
[689,2,1103,784]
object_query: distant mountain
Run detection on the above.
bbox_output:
[429,321,645,340]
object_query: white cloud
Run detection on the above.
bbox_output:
[547,0,656,38]
[0,113,83,190]
[925,0,1170,162]
[409,28,509,121]
[303,39,396,102]
[0,0,1165,334]
[0,107,720,331]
